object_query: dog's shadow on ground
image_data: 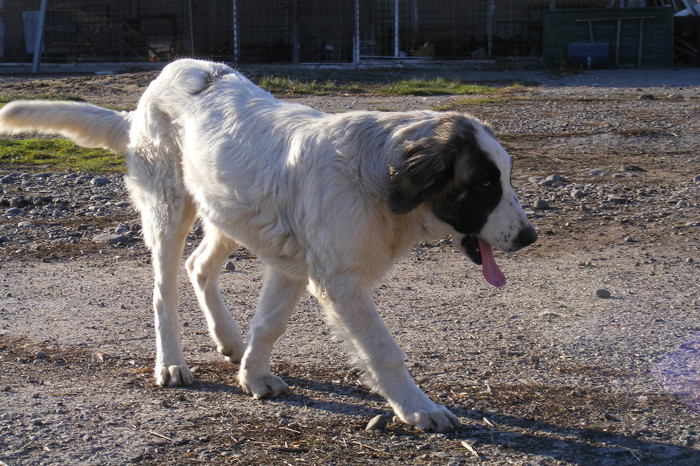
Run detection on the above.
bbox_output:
[447,407,699,464]
[181,376,699,464]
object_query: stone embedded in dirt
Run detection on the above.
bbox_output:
[538,174,568,187]
[52,355,66,364]
[365,414,389,431]
[90,177,110,187]
[607,195,628,205]
[35,350,48,359]
[93,233,125,244]
[596,289,612,299]
[533,199,550,210]
[4,207,22,216]
[224,261,236,272]
[17,221,35,228]
[571,189,585,199]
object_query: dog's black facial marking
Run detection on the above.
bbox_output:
[430,147,503,236]
[389,115,496,215]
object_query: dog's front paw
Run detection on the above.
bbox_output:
[239,371,290,399]
[155,363,194,387]
[397,402,461,432]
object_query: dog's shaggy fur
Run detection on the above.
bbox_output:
[0,59,536,432]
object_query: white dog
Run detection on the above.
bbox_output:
[0,59,536,432]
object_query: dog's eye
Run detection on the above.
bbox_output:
[481,179,492,187]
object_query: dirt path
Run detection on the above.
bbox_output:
[0,68,699,464]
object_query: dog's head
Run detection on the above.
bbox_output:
[389,114,536,287]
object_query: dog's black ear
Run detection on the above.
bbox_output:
[389,137,453,214]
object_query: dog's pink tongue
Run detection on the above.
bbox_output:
[478,238,506,287]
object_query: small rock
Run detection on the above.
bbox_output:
[5,207,23,216]
[416,443,431,451]
[93,233,125,244]
[538,174,568,187]
[365,414,388,431]
[624,236,635,243]
[17,221,35,228]
[35,350,49,359]
[694,174,700,184]
[607,196,628,205]
[533,199,550,210]
[224,261,236,272]
[90,177,110,187]
[639,94,655,100]
[10,197,26,208]
[52,354,66,364]
[571,189,585,199]
[596,289,612,299]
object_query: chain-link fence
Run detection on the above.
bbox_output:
[1,0,683,65]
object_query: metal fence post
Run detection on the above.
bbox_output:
[31,0,48,73]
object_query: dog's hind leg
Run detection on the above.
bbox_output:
[147,198,198,387]
[126,165,198,387]
[185,224,245,363]
[239,268,306,398]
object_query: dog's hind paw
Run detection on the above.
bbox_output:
[240,372,290,399]
[218,342,245,364]
[399,403,461,432]
[155,363,194,387]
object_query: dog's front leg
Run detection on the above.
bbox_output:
[239,268,306,398]
[310,274,461,432]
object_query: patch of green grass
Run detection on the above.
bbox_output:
[0,93,85,104]
[434,96,500,111]
[257,76,364,96]
[377,78,497,96]
[0,139,124,173]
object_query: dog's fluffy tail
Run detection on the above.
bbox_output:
[0,101,131,154]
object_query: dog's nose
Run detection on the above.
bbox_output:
[516,225,537,248]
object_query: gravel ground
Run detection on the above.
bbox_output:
[0,67,699,465]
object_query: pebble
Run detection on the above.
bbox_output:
[538,174,568,187]
[533,199,550,210]
[90,177,110,187]
[571,189,585,199]
[224,261,236,272]
[93,233,125,244]
[35,350,48,359]
[596,288,612,299]
[365,414,388,431]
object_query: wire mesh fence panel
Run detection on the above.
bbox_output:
[0,0,666,64]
